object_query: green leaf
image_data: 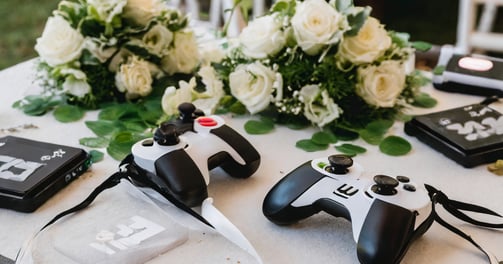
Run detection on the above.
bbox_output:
[345,6,371,36]
[244,119,275,134]
[85,120,122,137]
[53,104,85,122]
[79,137,109,148]
[295,139,328,152]
[107,131,144,161]
[379,136,412,156]
[359,120,393,145]
[332,127,359,141]
[432,65,446,75]
[412,93,437,108]
[98,104,131,120]
[336,0,353,12]
[412,41,432,52]
[89,150,105,163]
[359,129,384,145]
[311,131,337,145]
[335,143,367,156]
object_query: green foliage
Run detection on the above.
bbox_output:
[82,99,164,160]
[296,139,329,152]
[12,94,62,116]
[244,118,275,134]
[379,136,412,156]
[335,143,367,156]
[53,104,85,122]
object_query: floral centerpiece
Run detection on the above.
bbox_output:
[14,0,436,160]
[165,0,436,155]
[14,0,200,114]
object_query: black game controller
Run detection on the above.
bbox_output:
[132,102,261,207]
[263,154,433,264]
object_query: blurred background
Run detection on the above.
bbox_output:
[0,0,501,70]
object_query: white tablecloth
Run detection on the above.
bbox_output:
[1,59,503,264]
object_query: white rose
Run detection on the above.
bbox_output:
[299,84,341,127]
[35,15,85,66]
[161,78,195,116]
[291,0,346,55]
[229,62,280,114]
[142,24,173,56]
[338,17,391,65]
[87,0,127,23]
[161,31,200,75]
[356,60,406,108]
[115,56,153,98]
[199,41,226,65]
[239,14,287,59]
[193,65,225,115]
[60,68,91,98]
[123,0,164,26]
[85,38,118,63]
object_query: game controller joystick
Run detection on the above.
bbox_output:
[262,154,433,264]
[132,102,261,207]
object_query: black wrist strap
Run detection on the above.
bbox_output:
[425,184,503,264]
[40,154,213,232]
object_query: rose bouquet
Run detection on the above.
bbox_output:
[167,0,436,155]
[14,0,201,116]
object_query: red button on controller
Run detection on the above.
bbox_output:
[197,117,218,127]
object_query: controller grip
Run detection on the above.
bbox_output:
[154,149,208,207]
[357,200,416,264]
[210,125,260,178]
[262,162,326,225]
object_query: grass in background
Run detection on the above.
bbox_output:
[0,0,60,70]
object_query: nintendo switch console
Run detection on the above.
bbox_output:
[432,45,503,97]
[0,136,91,212]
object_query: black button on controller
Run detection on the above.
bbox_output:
[326,155,353,174]
[396,175,410,183]
[154,123,180,146]
[371,175,399,195]
[403,184,416,192]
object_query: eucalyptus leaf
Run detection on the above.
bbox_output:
[107,131,144,161]
[412,93,437,108]
[79,137,109,148]
[312,131,338,145]
[296,139,328,152]
[432,65,445,75]
[244,119,275,134]
[412,41,433,52]
[359,120,393,145]
[89,150,105,163]
[53,104,85,122]
[336,0,353,12]
[332,127,359,141]
[359,129,383,145]
[379,136,412,156]
[335,143,367,156]
[85,120,122,137]
[98,104,131,120]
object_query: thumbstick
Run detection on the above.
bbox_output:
[371,175,399,195]
[178,102,196,122]
[326,154,353,174]
[154,123,180,146]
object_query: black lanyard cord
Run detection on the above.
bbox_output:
[40,154,213,232]
[426,184,503,264]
